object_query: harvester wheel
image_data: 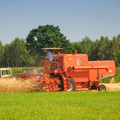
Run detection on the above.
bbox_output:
[67,78,76,91]
[98,84,106,92]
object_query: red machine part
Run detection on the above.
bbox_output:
[17,73,61,92]
[17,73,35,81]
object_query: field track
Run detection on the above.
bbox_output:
[101,83,120,91]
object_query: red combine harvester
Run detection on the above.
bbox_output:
[18,48,115,92]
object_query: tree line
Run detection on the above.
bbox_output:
[0,25,120,67]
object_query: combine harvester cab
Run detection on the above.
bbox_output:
[40,49,115,92]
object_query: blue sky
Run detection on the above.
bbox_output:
[0,0,120,45]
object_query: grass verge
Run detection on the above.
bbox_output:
[0,91,120,120]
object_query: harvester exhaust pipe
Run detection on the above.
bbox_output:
[74,50,77,54]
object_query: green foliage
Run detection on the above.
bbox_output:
[26,25,71,54]
[81,36,92,54]
[0,41,4,67]
[25,24,74,64]
[10,37,31,67]
[90,39,99,60]
[3,44,10,67]
[72,42,82,53]
[0,92,120,119]
[12,67,23,73]
[99,78,110,83]
[114,69,120,83]
[2,38,34,67]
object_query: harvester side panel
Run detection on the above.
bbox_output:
[88,60,115,80]
[88,61,115,74]
[67,71,89,82]
[89,69,98,81]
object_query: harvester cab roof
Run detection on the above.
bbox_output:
[41,47,64,55]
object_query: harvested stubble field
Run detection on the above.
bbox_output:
[0,78,120,93]
[0,78,34,93]
[102,83,120,91]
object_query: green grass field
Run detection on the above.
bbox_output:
[0,91,120,120]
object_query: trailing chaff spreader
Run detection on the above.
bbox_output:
[18,48,115,92]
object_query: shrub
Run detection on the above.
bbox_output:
[12,67,23,73]
[114,68,120,83]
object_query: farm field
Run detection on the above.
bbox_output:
[0,91,120,120]
[102,83,120,91]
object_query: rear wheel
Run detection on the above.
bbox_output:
[98,84,106,92]
[67,78,76,91]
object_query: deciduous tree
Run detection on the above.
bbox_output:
[26,25,72,55]
[0,41,4,67]
[9,38,32,67]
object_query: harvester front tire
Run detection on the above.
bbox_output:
[67,78,76,92]
[98,84,106,92]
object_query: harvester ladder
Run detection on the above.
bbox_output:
[57,62,69,91]
[60,73,69,90]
